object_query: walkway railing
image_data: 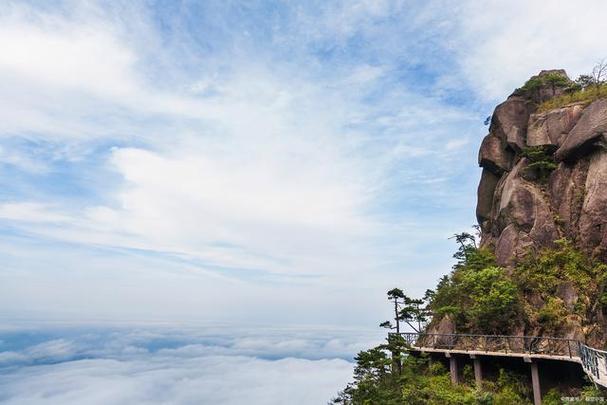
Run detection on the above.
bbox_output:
[397,332,580,357]
[579,344,607,386]
[394,332,607,387]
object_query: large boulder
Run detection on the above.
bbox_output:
[424,315,456,347]
[556,281,578,311]
[491,160,558,265]
[495,224,533,266]
[555,99,607,162]
[548,160,589,237]
[527,103,584,149]
[579,151,607,257]
[476,169,500,228]
[478,134,513,174]
[472,70,607,342]
[434,315,455,335]
[562,315,586,342]
[528,194,559,248]
[490,96,531,152]
[497,161,538,231]
[477,71,607,262]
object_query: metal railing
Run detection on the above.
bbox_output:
[396,332,580,358]
[394,332,607,387]
[579,344,607,384]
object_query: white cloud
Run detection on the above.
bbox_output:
[0,355,352,405]
[0,1,486,325]
[0,0,477,282]
[0,325,379,405]
[0,3,211,139]
[0,15,137,100]
[0,202,71,223]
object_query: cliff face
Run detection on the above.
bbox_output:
[477,70,607,266]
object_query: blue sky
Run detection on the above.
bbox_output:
[2,0,607,329]
[4,1,607,404]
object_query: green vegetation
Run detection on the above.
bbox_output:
[333,234,607,403]
[513,62,607,112]
[544,385,606,405]
[332,351,532,404]
[381,288,430,334]
[429,236,607,337]
[519,76,546,97]
[517,71,574,102]
[536,61,607,112]
[428,231,522,334]
[543,72,571,96]
[514,239,607,335]
[521,146,558,182]
[538,83,607,112]
[430,235,607,337]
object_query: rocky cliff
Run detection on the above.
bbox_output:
[477,70,607,266]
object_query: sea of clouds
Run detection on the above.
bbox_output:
[0,322,383,404]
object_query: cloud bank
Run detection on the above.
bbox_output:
[0,324,380,405]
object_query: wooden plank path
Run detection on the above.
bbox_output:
[394,332,607,404]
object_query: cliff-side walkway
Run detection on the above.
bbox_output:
[395,332,607,405]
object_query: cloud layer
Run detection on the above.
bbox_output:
[0,324,380,405]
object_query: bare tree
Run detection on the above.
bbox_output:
[592,59,607,89]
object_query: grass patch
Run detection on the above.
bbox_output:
[538,84,607,112]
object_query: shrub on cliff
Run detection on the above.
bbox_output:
[537,61,607,112]
[521,146,557,182]
[429,236,607,337]
[513,239,607,335]
[428,233,521,334]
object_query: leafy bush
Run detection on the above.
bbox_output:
[537,297,568,330]
[514,239,605,295]
[333,350,532,404]
[517,72,571,102]
[513,239,607,334]
[521,146,557,182]
[428,234,520,334]
[519,76,544,95]
[460,266,520,333]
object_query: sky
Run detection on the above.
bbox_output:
[2,1,607,403]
